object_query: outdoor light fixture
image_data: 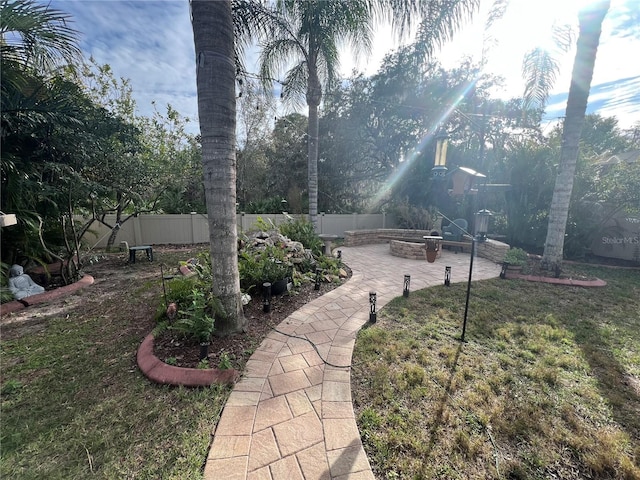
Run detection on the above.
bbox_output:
[432,131,449,179]
[263,282,272,313]
[500,262,509,279]
[403,275,410,297]
[474,209,492,243]
[337,250,342,260]
[314,268,321,290]
[445,266,451,286]
[369,291,377,323]
[461,208,493,341]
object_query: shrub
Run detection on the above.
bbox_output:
[238,246,291,293]
[504,247,529,266]
[279,218,323,256]
[170,287,217,343]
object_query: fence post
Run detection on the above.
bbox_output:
[190,212,197,244]
[133,215,143,245]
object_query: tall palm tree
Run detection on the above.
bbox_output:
[541,0,610,271]
[190,0,246,334]
[258,0,374,230]
[258,0,480,230]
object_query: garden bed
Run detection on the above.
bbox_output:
[152,269,350,370]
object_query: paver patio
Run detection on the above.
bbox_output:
[204,243,501,479]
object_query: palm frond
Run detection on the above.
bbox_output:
[522,47,559,109]
[550,23,575,53]
[414,0,480,59]
[0,0,81,73]
[484,0,509,30]
[281,62,308,110]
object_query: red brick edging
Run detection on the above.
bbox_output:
[136,333,239,387]
[505,272,607,287]
[0,275,95,316]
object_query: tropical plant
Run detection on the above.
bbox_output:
[238,246,291,293]
[256,0,481,230]
[541,0,611,270]
[279,218,322,256]
[170,288,215,343]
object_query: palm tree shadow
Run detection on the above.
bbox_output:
[574,324,640,441]
[421,342,464,466]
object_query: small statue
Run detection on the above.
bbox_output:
[8,264,45,300]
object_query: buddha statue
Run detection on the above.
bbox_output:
[8,264,45,300]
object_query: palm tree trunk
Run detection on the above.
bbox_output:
[191,0,246,334]
[307,102,319,231]
[307,64,322,232]
[541,0,610,271]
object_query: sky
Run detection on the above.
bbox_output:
[50,0,640,135]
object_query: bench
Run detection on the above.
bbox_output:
[129,245,153,263]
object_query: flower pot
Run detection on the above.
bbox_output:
[270,278,288,296]
[500,262,523,278]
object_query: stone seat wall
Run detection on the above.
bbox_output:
[344,229,510,263]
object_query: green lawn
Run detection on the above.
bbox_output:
[352,264,640,479]
[0,249,229,479]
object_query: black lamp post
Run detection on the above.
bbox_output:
[461,209,492,341]
[403,275,410,297]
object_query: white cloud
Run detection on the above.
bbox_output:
[51,0,639,132]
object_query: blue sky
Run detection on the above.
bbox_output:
[51,0,640,134]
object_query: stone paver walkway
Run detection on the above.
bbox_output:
[204,244,501,479]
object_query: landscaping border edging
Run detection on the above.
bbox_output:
[136,333,239,387]
[0,274,95,316]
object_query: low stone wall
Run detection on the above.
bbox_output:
[477,239,510,263]
[344,228,510,263]
[390,240,427,260]
[344,229,435,247]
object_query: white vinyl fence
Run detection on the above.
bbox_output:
[84,213,398,249]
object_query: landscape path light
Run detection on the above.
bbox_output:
[369,291,377,323]
[403,274,410,297]
[262,282,272,313]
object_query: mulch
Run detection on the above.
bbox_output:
[153,272,350,370]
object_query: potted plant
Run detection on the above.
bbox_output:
[502,247,528,276]
[261,259,291,295]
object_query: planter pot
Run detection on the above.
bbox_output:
[270,278,289,296]
[426,250,438,263]
[500,262,523,278]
